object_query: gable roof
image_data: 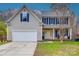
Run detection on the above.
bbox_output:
[6,5,42,24]
[41,9,74,17]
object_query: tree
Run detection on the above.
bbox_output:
[59,4,67,43]
[0,17,7,42]
[50,3,69,43]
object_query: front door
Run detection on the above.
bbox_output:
[64,29,69,39]
[55,29,60,39]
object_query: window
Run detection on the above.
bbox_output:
[49,18,52,25]
[55,18,60,24]
[20,12,29,22]
[63,17,68,24]
[42,17,48,24]
[42,17,61,25]
[64,17,68,24]
[49,18,55,24]
[60,17,68,24]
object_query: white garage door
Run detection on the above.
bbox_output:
[12,31,37,41]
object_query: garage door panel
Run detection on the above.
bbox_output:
[12,32,37,41]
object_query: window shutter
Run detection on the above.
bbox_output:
[27,13,29,22]
[20,13,22,22]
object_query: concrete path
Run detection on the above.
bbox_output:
[0,42,37,56]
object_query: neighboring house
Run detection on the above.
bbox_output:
[6,5,76,42]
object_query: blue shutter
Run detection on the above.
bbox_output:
[42,17,47,24]
[27,13,29,22]
[20,13,22,22]
[47,17,49,24]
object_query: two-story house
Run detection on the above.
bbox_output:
[6,4,76,42]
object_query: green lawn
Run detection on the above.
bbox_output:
[0,41,7,46]
[34,41,79,56]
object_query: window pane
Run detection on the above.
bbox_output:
[60,17,68,24]
[20,12,29,22]
[56,18,59,24]
[49,18,52,24]
[64,17,68,24]
[22,12,27,21]
[65,18,68,24]
[42,17,48,24]
[49,18,55,24]
[53,18,55,24]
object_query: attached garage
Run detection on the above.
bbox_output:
[12,31,37,41]
[7,6,42,42]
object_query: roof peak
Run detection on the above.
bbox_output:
[23,4,26,8]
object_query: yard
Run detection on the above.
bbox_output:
[34,41,79,56]
[0,41,7,46]
[0,42,6,45]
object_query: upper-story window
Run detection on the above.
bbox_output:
[20,12,29,22]
[42,17,61,25]
[42,17,68,25]
[55,18,60,24]
[63,17,68,24]
[49,18,55,25]
[42,17,48,24]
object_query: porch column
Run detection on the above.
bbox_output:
[70,28,72,40]
[53,29,55,40]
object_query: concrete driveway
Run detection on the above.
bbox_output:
[0,42,37,56]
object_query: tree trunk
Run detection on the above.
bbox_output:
[60,19,64,43]
[0,35,3,42]
[60,28,64,43]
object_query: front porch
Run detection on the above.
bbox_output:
[42,28,72,40]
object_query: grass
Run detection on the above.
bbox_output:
[34,41,79,56]
[0,41,7,46]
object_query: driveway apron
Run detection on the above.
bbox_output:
[0,42,37,56]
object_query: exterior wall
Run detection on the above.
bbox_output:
[7,8,42,41]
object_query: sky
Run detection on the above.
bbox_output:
[0,3,79,16]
